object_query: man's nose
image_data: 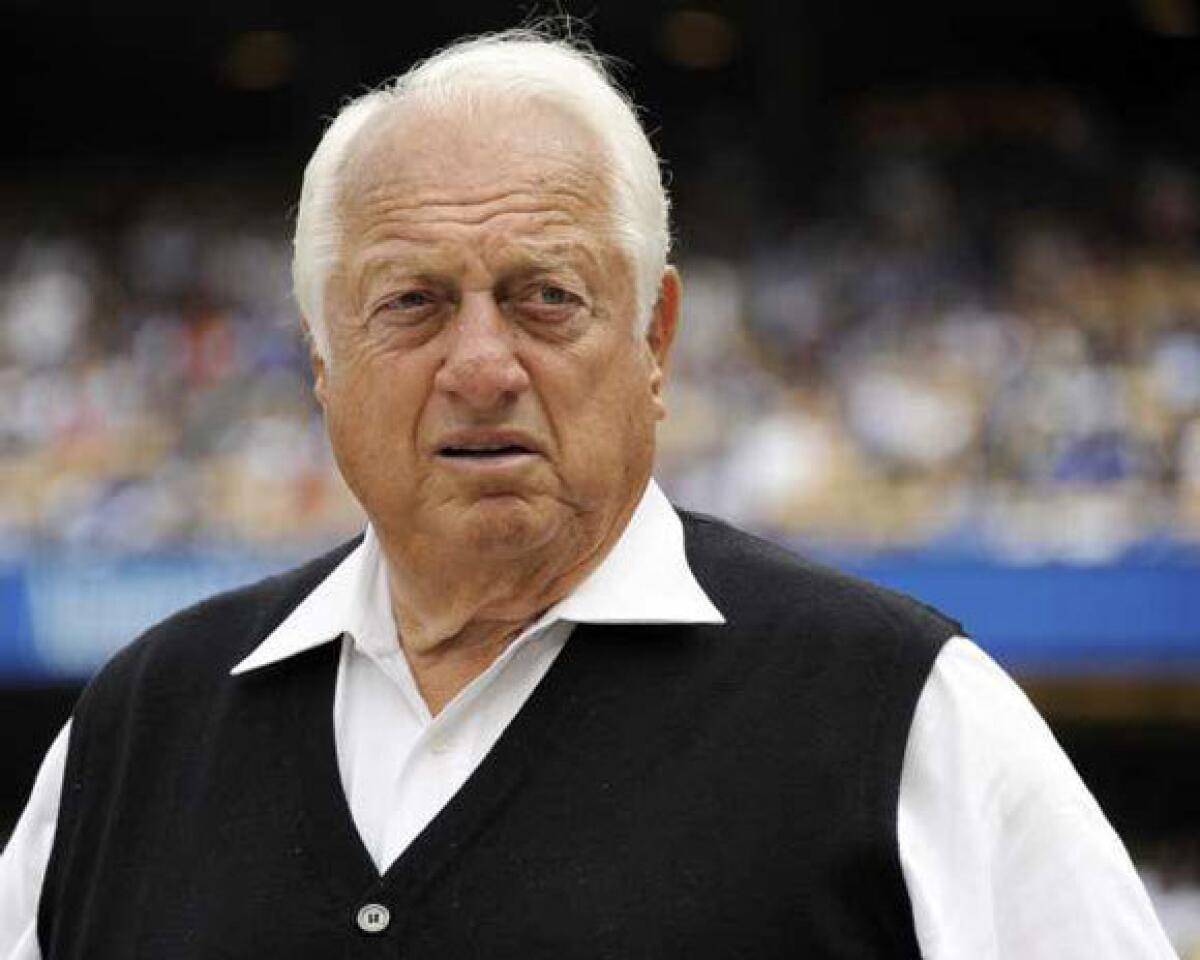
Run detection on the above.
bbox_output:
[433,293,531,409]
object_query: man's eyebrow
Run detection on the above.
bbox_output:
[498,239,605,274]
[357,239,606,284]
[356,248,453,285]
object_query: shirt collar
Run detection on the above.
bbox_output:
[230,478,724,676]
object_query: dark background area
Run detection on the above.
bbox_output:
[5,1,1199,220]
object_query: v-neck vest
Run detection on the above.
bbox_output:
[38,514,957,958]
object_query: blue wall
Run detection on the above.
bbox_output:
[1,552,1198,680]
[836,556,1200,675]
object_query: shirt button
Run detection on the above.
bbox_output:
[429,737,452,756]
[356,903,391,934]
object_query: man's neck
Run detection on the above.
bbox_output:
[378,499,639,715]
[400,618,532,715]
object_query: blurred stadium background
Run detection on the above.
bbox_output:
[2,0,1199,952]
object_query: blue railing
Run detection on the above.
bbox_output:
[1,549,1198,680]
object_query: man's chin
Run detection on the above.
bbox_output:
[446,495,562,559]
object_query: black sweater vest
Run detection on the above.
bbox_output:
[39,513,958,958]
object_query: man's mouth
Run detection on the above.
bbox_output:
[437,443,535,459]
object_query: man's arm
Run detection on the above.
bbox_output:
[898,637,1176,958]
[0,721,70,960]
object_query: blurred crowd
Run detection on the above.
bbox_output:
[1,115,1199,561]
[0,182,361,555]
[664,148,1200,561]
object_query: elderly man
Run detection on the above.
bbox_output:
[0,31,1176,959]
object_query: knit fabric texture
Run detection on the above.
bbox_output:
[39,514,958,958]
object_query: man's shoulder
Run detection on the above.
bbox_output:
[677,509,962,646]
[80,536,361,702]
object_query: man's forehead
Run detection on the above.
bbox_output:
[338,96,612,219]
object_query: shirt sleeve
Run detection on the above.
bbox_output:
[898,637,1177,959]
[0,720,70,960]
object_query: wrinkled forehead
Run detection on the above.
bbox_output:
[335,94,617,235]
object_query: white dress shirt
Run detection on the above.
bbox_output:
[0,480,1176,958]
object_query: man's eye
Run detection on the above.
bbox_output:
[523,284,585,313]
[383,290,434,310]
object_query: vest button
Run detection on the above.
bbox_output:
[356,902,391,934]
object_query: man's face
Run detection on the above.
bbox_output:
[314,100,677,567]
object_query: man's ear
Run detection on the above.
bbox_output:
[303,320,328,409]
[645,267,681,421]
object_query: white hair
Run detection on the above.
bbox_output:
[292,30,671,359]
